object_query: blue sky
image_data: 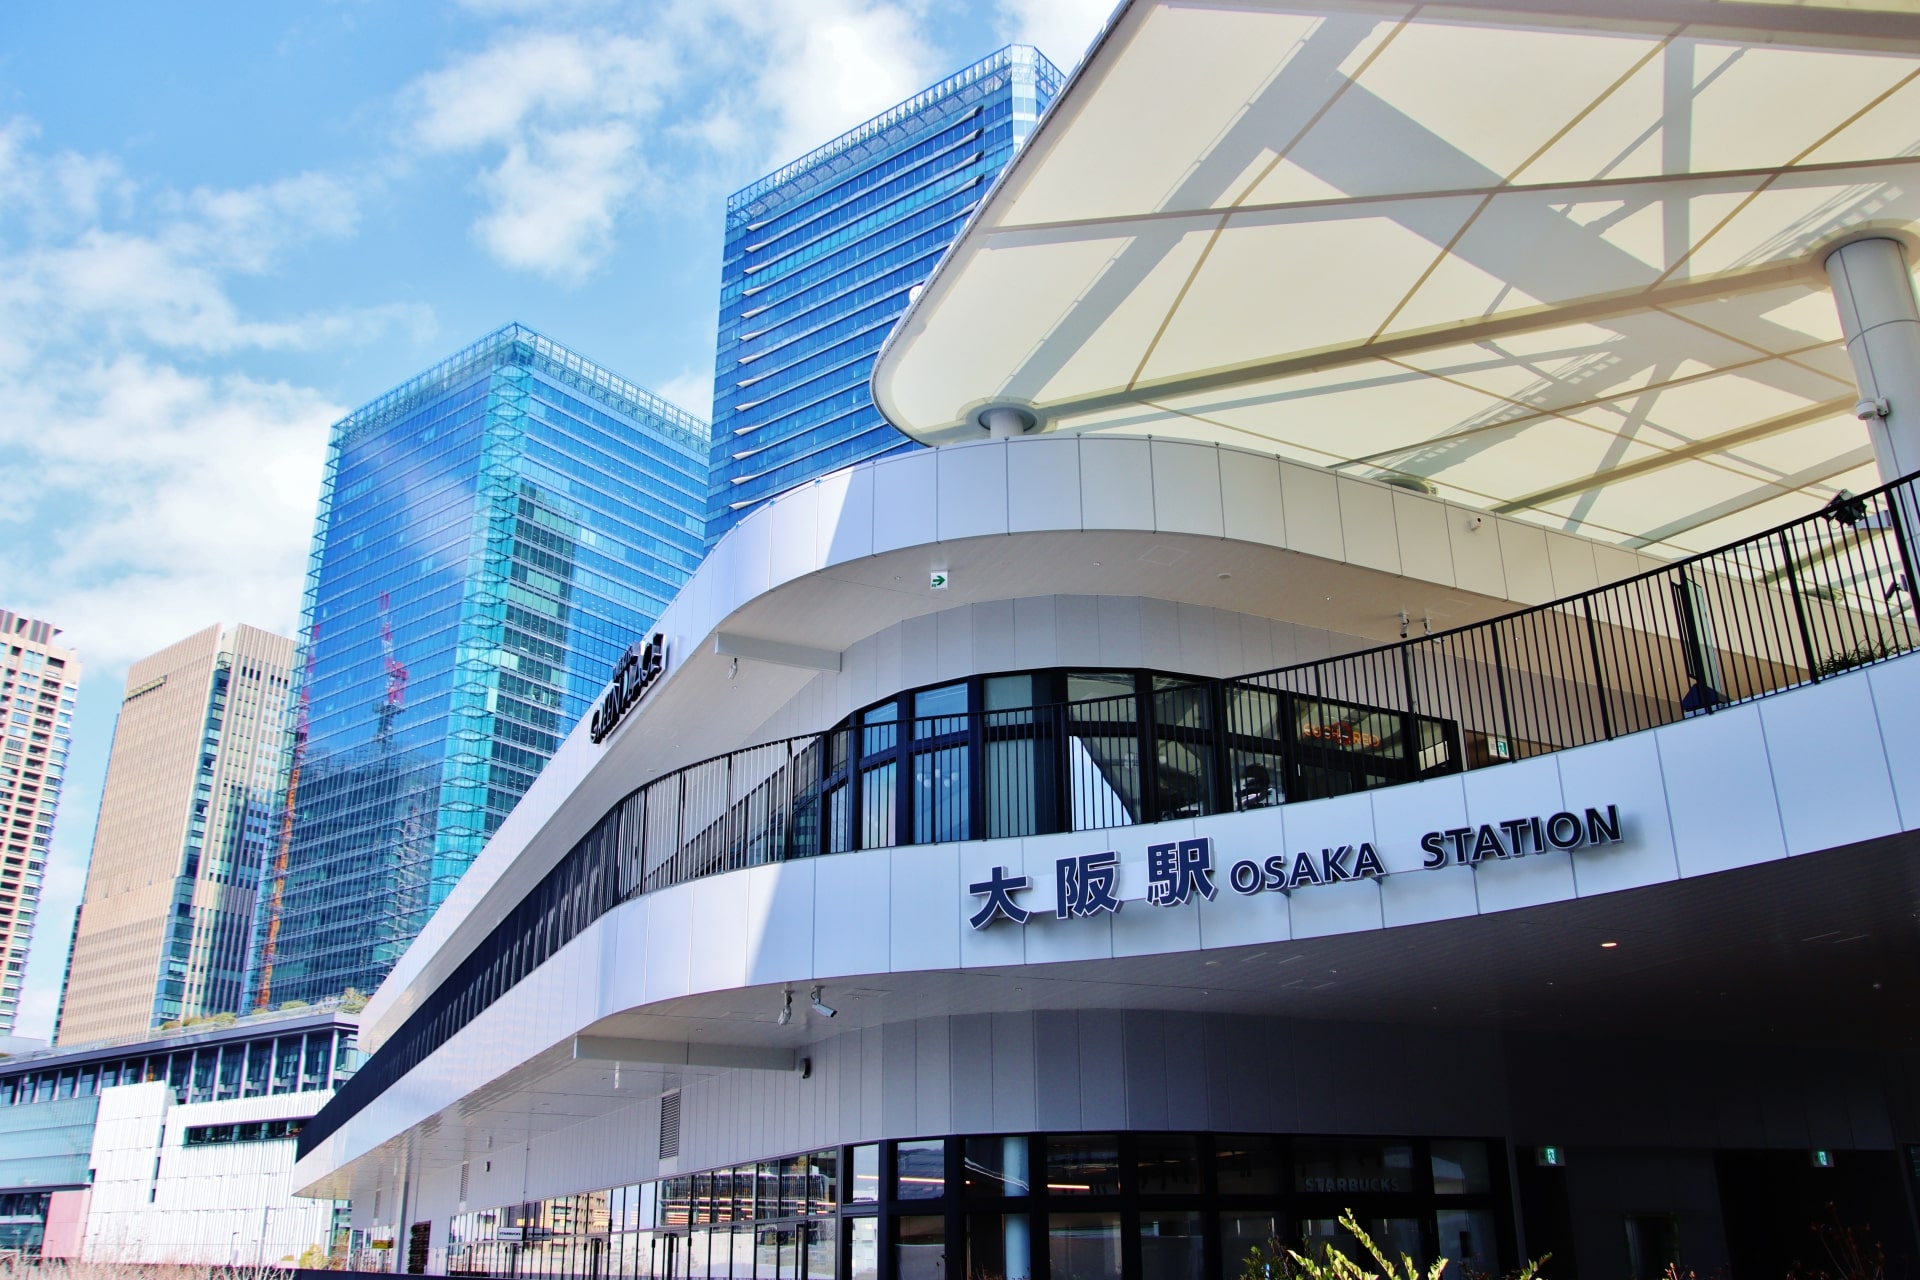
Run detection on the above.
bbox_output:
[0,0,1114,1040]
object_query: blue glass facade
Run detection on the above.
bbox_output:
[705,45,1061,544]
[250,325,708,1006]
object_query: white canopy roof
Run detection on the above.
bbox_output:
[871,0,1920,555]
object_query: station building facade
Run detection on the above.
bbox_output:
[295,3,1920,1279]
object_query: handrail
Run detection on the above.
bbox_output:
[301,471,1920,1160]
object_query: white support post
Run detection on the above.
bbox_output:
[1825,237,1920,483]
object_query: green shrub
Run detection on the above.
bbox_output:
[1240,1209,1547,1280]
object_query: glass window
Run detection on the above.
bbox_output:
[805,1218,836,1280]
[1215,1136,1279,1196]
[964,1135,1031,1198]
[1050,1213,1121,1280]
[755,1164,780,1219]
[1430,1141,1491,1196]
[861,701,899,756]
[731,1225,757,1280]
[1437,1209,1498,1278]
[1066,677,1141,830]
[913,684,967,736]
[849,1145,880,1204]
[808,1150,837,1215]
[861,760,897,849]
[1293,1140,1416,1195]
[912,746,968,843]
[897,1215,944,1280]
[897,1140,945,1200]
[1218,1214,1282,1280]
[1139,1210,1204,1280]
[968,1214,1033,1280]
[1135,1134,1201,1195]
[983,675,1032,711]
[1301,1218,1424,1270]
[780,1156,805,1217]
[1625,1213,1680,1280]
[848,1217,879,1280]
[1046,1135,1120,1196]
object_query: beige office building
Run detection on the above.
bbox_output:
[0,611,78,1037]
[57,625,294,1045]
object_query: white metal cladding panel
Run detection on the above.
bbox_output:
[316,655,1920,1187]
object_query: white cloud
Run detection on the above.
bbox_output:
[657,365,715,421]
[996,0,1116,73]
[401,1,940,281]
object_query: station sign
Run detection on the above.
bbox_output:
[590,633,667,745]
[966,804,1625,928]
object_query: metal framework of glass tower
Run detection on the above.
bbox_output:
[249,324,709,1007]
[704,45,1062,545]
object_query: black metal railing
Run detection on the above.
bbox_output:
[301,471,1919,1160]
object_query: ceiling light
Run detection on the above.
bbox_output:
[1600,941,1619,949]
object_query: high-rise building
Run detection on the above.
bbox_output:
[0,613,76,1038]
[704,45,1061,543]
[249,324,709,1007]
[55,625,294,1045]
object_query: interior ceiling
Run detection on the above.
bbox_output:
[871,0,1920,558]
[305,829,1920,1200]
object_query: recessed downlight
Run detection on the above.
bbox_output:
[1600,941,1619,949]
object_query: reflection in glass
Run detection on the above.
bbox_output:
[968,1214,1033,1280]
[1294,1141,1416,1194]
[914,684,967,736]
[861,761,897,848]
[1049,1213,1121,1280]
[964,1136,1031,1197]
[806,1217,837,1280]
[1046,1134,1121,1195]
[898,1215,945,1280]
[1214,1136,1280,1195]
[850,1218,879,1280]
[1218,1214,1281,1280]
[1437,1209,1497,1279]
[1302,1218,1425,1270]
[898,1139,946,1199]
[913,746,968,843]
[1430,1141,1490,1195]
[1140,1210,1205,1280]
[1136,1134,1202,1194]
[850,1145,879,1203]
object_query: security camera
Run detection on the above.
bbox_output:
[809,986,837,1019]
[777,990,793,1026]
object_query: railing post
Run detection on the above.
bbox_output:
[1490,623,1517,763]
[1779,530,1821,684]
[1582,596,1615,740]
[1887,480,1920,629]
[1398,642,1419,781]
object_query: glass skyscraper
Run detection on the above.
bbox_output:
[705,45,1062,544]
[250,324,708,1007]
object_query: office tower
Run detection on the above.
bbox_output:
[0,613,76,1037]
[55,625,294,1045]
[704,45,1061,543]
[249,324,708,1007]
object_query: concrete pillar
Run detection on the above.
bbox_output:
[1825,236,1920,482]
[981,406,1035,440]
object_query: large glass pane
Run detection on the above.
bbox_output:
[1293,1140,1417,1195]
[1046,1135,1120,1196]
[1215,1136,1279,1195]
[964,1136,1030,1198]
[849,1218,879,1280]
[827,783,852,854]
[755,1224,785,1280]
[862,701,899,757]
[850,1145,879,1204]
[1430,1141,1491,1195]
[983,675,1033,713]
[968,1214,1033,1280]
[912,746,969,843]
[1152,679,1214,821]
[1437,1209,1498,1278]
[897,1140,945,1199]
[1140,1210,1204,1280]
[780,1156,805,1218]
[897,1215,944,1280]
[1135,1134,1200,1195]
[808,1150,837,1215]
[1301,1218,1424,1270]
[860,761,897,849]
[914,684,967,737]
[1625,1214,1680,1280]
[1217,1214,1281,1280]
[983,737,1037,839]
[805,1218,836,1280]
[731,1225,756,1280]
[1049,1213,1120,1280]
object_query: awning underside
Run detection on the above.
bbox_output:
[874,1,1920,556]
